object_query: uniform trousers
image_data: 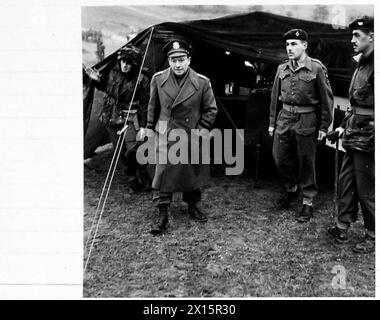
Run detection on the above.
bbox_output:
[272,109,318,205]
[153,189,201,208]
[106,125,148,177]
[336,149,375,232]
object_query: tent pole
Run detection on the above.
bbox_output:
[152,38,156,73]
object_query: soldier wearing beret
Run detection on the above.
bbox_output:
[268,29,334,222]
[327,16,375,253]
[84,45,152,192]
[145,39,218,235]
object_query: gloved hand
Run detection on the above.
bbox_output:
[137,128,155,141]
[326,127,345,143]
[326,131,339,143]
[84,66,101,81]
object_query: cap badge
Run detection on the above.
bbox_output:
[358,21,363,26]
[173,42,180,49]
[296,31,300,36]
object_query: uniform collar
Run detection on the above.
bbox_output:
[284,55,312,72]
[160,67,199,89]
[172,68,189,87]
[358,49,374,66]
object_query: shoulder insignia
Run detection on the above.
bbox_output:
[197,73,212,88]
[311,58,329,82]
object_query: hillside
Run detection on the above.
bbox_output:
[82,4,373,33]
[82,5,249,34]
[82,5,249,65]
[82,5,373,66]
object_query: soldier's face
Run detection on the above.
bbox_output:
[168,55,191,76]
[286,40,307,60]
[120,59,133,73]
[351,29,374,54]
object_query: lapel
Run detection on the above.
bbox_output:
[171,68,199,109]
[160,68,178,101]
[285,55,312,73]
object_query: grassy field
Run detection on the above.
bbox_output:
[83,147,375,298]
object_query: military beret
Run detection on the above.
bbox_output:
[162,39,192,57]
[282,29,308,42]
[117,45,142,66]
[349,16,374,32]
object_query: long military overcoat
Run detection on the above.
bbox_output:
[147,67,218,192]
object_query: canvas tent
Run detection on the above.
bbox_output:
[83,11,354,160]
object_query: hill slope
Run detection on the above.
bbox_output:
[81,5,373,66]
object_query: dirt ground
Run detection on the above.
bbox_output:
[83,147,375,298]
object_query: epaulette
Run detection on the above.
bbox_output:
[311,58,327,69]
[311,58,329,81]
[197,73,210,81]
[278,62,288,70]
[152,70,165,78]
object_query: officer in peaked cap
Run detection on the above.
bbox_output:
[268,28,333,222]
[327,16,374,253]
[162,39,192,58]
[145,38,218,235]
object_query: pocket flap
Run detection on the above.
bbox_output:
[279,71,291,80]
[299,73,317,82]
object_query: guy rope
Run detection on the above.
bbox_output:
[84,27,155,273]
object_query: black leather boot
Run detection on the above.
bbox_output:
[128,176,142,193]
[296,204,313,223]
[327,226,348,243]
[150,206,168,235]
[137,168,152,192]
[276,191,299,210]
[188,203,208,222]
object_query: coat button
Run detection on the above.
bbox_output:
[185,118,189,122]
